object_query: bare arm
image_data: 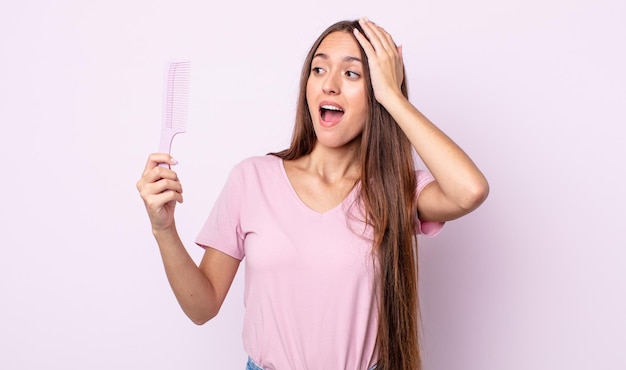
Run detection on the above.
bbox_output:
[378,97,488,222]
[137,153,240,324]
[354,18,489,222]
[153,227,240,324]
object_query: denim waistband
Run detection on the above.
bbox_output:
[246,357,263,370]
[246,357,377,370]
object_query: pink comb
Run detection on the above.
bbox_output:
[158,60,191,168]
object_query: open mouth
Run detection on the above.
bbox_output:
[320,104,344,123]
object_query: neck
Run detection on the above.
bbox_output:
[302,141,361,183]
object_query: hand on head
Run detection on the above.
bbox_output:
[353,17,405,104]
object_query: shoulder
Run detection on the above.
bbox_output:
[228,154,282,183]
[230,154,280,173]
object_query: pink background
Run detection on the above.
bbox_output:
[1,0,624,369]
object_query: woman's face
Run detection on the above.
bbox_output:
[306,31,368,150]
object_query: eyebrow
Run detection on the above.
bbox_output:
[313,53,362,63]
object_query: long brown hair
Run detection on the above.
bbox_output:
[271,20,421,370]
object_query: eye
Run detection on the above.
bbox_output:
[346,70,361,79]
[311,66,325,75]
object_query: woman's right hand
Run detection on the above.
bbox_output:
[136,153,183,232]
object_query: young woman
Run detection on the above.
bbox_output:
[137,18,488,370]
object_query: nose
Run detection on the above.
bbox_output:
[322,72,340,95]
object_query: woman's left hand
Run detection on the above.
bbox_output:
[353,17,405,105]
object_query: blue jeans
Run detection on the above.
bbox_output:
[246,357,263,370]
[246,357,377,369]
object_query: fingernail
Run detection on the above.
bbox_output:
[170,157,179,165]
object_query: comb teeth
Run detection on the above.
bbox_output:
[163,60,191,130]
[158,60,191,161]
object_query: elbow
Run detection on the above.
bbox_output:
[459,178,490,212]
[190,316,210,326]
[188,308,219,326]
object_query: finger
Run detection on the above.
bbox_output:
[140,181,184,211]
[358,18,382,51]
[377,28,399,55]
[154,177,183,195]
[353,25,386,64]
[152,188,184,206]
[144,191,184,215]
[142,164,181,189]
[353,27,374,57]
[396,45,405,84]
[137,167,182,197]
[359,18,396,53]
[142,177,183,198]
[142,153,179,176]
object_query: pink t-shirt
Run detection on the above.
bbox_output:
[195,155,443,370]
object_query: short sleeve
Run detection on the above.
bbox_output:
[415,170,445,237]
[195,165,246,260]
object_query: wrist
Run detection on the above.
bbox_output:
[152,223,178,240]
